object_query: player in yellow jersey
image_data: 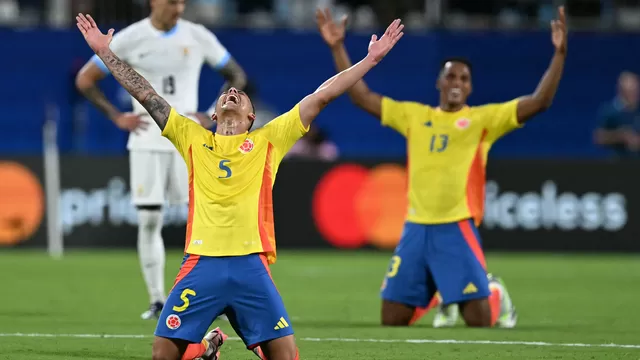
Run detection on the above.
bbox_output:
[77,12,404,360]
[317,7,567,328]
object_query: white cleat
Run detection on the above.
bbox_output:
[488,274,518,328]
[140,302,163,320]
[432,303,459,328]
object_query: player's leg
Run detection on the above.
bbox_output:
[456,222,516,328]
[428,219,515,327]
[166,150,226,324]
[153,254,228,360]
[380,222,435,326]
[228,254,299,360]
[130,150,169,319]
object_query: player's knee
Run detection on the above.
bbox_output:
[151,348,178,360]
[380,300,412,326]
[151,337,181,360]
[259,335,298,360]
[460,299,492,327]
[138,209,163,231]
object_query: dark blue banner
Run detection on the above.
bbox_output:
[0,29,637,158]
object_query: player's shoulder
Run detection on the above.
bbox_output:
[116,18,151,35]
[178,18,213,36]
[470,99,519,113]
[112,18,152,43]
[385,97,432,112]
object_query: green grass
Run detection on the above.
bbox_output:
[0,250,639,359]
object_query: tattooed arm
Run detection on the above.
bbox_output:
[75,63,120,120]
[76,13,170,129]
[95,48,170,129]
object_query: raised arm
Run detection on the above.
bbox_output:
[317,9,383,118]
[76,14,170,129]
[299,19,404,127]
[515,6,567,124]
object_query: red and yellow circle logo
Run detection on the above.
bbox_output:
[0,161,44,245]
[312,163,408,249]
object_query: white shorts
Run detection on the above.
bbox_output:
[129,150,189,206]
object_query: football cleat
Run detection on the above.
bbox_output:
[196,327,228,360]
[432,303,459,328]
[488,273,518,328]
[140,302,163,320]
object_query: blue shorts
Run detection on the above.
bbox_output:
[380,219,490,307]
[155,253,293,348]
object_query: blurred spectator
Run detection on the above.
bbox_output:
[593,71,640,157]
[287,125,339,161]
[70,0,146,25]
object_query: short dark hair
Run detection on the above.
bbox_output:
[440,57,473,76]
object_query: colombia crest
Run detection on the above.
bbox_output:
[455,118,471,129]
[166,314,181,330]
[239,139,254,154]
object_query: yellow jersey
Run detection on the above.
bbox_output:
[381,97,521,225]
[161,104,308,264]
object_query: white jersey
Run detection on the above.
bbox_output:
[92,18,230,151]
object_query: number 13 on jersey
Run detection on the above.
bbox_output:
[430,134,449,152]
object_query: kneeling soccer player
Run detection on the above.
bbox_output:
[77,12,405,359]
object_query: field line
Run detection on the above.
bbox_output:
[0,333,639,349]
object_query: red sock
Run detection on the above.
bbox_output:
[489,288,501,326]
[409,294,441,325]
[182,341,207,360]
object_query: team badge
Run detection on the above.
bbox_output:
[166,314,181,330]
[239,139,254,154]
[455,118,471,129]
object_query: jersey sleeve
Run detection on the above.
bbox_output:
[194,24,231,70]
[482,99,522,143]
[90,27,135,75]
[161,108,209,157]
[259,104,309,161]
[381,97,424,137]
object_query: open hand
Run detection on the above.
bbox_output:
[76,13,114,54]
[316,8,347,49]
[551,6,568,54]
[114,113,149,134]
[368,19,404,64]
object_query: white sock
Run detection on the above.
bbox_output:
[137,209,166,304]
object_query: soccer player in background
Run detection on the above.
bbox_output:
[317,6,567,328]
[77,11,404,360]
[75,0,247,321]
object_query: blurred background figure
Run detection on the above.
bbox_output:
[594,71,640,158]
[286,124,339,161]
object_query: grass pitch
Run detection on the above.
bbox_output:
[0,250,639,359]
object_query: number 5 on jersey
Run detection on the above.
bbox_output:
[218,160,232,179]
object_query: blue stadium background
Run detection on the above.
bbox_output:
[0,29,636,158]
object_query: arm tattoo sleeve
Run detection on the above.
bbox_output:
[96,48,170,129]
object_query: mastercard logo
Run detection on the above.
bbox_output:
[312,163,408,249]
[0,161,44,245]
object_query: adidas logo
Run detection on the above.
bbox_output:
[273,317,290,330]
[463,282,478,294]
